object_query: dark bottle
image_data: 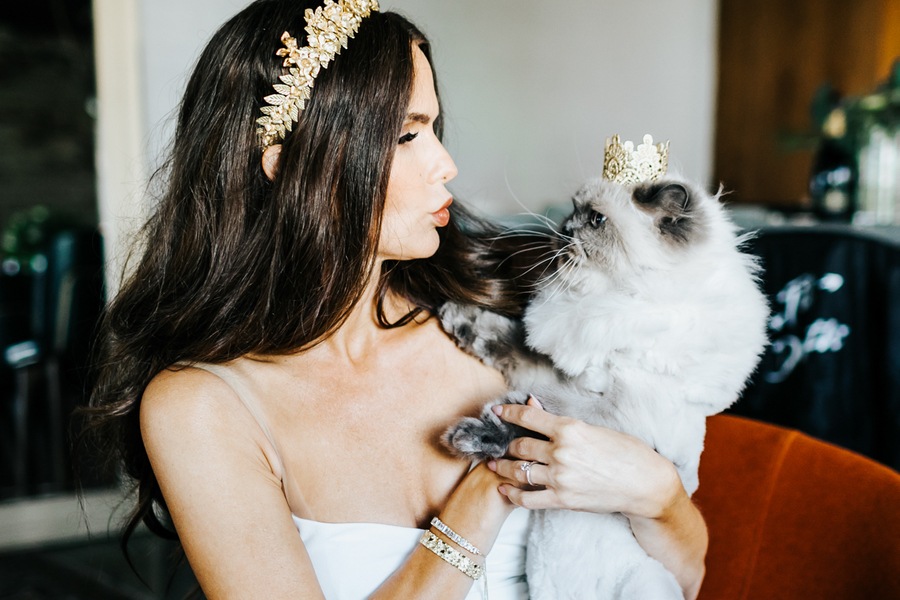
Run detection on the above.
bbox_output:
[809,115,856,222]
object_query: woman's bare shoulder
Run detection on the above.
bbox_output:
[140,365,261,454]
[142,366,235,420]
[140,366,320,598]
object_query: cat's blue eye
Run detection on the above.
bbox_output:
[398,132,419,145]
[589,211,607,228]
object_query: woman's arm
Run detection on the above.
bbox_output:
[142,369,325,599]
[142,368,515,600]
[372,463,514,599]
[486,399,708,600]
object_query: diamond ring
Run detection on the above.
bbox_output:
[520,461,536,486]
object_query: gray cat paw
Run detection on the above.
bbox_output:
[438,302,483,352]
[442,391,531,461]
[438,302,522,365]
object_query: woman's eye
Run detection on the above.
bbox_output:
[589,211,607,228]
[398,132,419,145]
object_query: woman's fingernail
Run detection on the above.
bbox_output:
[492,405,503,416]
[487,460,497,471]
[528,395,543,409]
[498,485,509,496]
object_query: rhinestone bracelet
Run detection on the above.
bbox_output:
[419,532,484,580]
[430,517,483,555]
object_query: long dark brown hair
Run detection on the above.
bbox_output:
[80,0,550,553]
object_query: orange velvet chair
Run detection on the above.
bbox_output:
[694,414,900,600]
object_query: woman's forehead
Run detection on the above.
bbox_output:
[407,45,438,119]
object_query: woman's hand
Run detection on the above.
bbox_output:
[487,397,708,599]
[487,397,681,519]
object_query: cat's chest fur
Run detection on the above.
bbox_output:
[523,268,695,389]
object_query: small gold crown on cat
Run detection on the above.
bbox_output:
[603,134,669,185]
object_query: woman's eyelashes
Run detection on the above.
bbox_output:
[398,131,419,145]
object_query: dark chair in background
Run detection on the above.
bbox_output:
[1,228,105,498]
[0,270,33,495]
[731,225,900,471]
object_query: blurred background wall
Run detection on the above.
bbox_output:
[96,0,717,288]
[137,0,717,211]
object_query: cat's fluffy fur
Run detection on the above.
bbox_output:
[440,176,769,599]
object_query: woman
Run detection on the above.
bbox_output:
[85,0,708,597]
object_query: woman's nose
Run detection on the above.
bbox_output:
[434,142,458,184]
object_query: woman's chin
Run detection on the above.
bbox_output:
[379,232,441,262]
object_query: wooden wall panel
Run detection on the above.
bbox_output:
[715,0,899,207]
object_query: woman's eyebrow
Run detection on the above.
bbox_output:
[404,112,432,125]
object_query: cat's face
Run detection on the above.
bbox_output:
[558,177,710,277]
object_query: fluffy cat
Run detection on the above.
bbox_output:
[440,176,769,599]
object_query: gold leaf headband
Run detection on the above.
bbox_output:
[257,0,380,147]
[603,134,670,185]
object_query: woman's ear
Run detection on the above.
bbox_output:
[261,144,282,180]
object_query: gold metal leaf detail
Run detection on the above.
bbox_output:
[257,0,380,147]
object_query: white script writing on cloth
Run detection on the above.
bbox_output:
[765,272,851,384]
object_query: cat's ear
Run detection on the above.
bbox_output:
[635,183,690,212]
[634,183,696,243]
[657,184,694,242]
[658,183,689,210]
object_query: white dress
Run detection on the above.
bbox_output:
[294,508,530,599]
[193,362,530,599]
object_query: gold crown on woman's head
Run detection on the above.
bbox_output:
[602,134,669,185]
[257,0,380,147]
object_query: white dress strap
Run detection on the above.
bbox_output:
[189,362,286,482]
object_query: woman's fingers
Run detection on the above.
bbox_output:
[505,435,552,464]
[490,458,548,488]
[493,399,568,439]
[499,485,559,510]
[491,397,685,518]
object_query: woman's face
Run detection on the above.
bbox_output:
[378,45,458,262]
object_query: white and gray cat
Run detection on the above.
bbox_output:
[440,176,769,599]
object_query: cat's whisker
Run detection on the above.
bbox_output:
[479,225,570,280]
[524,249,564,269]
[548,227,577,244]
[497,247,566,283]
[493,237,559,255]
[524,247,573,289]
[516,252,564,280]
[503,170,562,232]
[495,246,557,272]
[537,263,571,295]
[541,245,579,283]
[480,230,563,261]
[517,212,561,232]
[533,243,570,268]
[498,224,566,247]
[501,245,558,263]
[541,273,576,306]
[488,229,560,244]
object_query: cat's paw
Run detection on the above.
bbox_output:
[438,302,522,364]
[443,415,510,461]
[438,302,486,352]
[442,391,531,461]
